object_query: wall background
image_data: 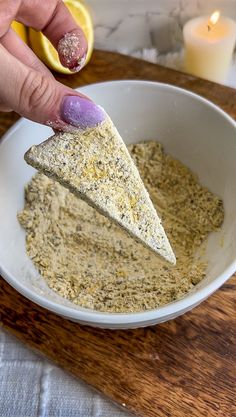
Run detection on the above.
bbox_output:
[86,0,236,54]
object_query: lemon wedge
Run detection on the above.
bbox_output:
[11,21,28,43]
[29,0,94,74]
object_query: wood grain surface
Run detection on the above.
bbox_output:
[0,50,236,417]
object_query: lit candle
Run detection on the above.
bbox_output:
[183,11,236,83]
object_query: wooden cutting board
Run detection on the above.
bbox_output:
[0,50,236,417]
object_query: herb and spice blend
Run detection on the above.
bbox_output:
[18,141,224,313]
[24,116,176,264]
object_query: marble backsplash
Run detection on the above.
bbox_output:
[87,0,236,53]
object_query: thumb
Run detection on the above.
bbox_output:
[0,45,105,131]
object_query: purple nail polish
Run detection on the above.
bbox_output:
[61,96,106,129]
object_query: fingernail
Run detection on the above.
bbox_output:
[58,31,87,70]
[69,54,87,72]
[61,96,106,129]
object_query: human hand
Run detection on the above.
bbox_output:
[0,0,105,131]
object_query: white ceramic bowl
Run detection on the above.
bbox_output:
[0,80,236,329]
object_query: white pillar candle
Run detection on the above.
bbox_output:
[183,11,236,83]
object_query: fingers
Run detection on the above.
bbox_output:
[1,29,53,77]
[0,0,21,37]
[0,101,11,112]
[18,0,88,70]
[0,0,87,70]
[0,43,71,128]
[0,44,103,131]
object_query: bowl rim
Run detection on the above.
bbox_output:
[1,79,236,326]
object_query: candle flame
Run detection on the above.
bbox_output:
[209,10,220,27]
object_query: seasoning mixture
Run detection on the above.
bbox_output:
[18,141,224,313]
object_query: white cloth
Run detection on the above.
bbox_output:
[0,330,129,417]
[1,48,235,417]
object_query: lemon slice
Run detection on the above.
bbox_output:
[29,0,94,74]
[11,21,28,43]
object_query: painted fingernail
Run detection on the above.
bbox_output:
[61,96,106,129]
[69,55,87,72]
[58,31,87,70]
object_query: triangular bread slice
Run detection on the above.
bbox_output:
[25,115,176,264]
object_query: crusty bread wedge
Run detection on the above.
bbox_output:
[25,115,176,264]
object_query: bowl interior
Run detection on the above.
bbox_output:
[0,81,236,328]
